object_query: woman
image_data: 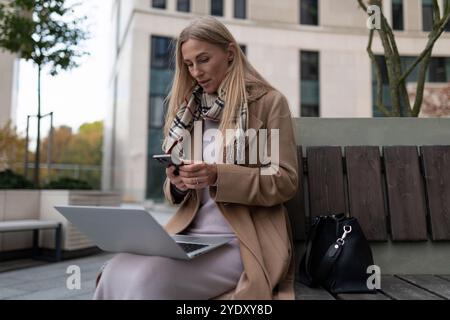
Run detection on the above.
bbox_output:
[93,16,298,300]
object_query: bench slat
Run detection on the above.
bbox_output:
[306,147,346,218]
[336,291,391,300]
[383,147,428,241]
[380,275,444,300]
[420,146,450,240]
[437,275,450,282]
[294,281,335,300]
[285,146,307,241]
[396,275,450,299]
[345,146,388,241]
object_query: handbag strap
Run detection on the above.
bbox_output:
[316,225,352,284]
[316,241,344,283]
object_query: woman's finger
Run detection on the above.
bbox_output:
[174,182,188,191]
[179,163,206,174]
[179,167,210,179]
[184,180,207,189]
[181,176,202,188]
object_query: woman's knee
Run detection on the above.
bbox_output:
[130,256,184,298]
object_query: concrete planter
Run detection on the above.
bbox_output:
[0,190,40,251]
[39,190,121,251]
[0,190,121,253]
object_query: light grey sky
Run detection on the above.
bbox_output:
[15,0,112,138]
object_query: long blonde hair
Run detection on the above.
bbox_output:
[163,16,274,136]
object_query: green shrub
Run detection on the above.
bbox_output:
[0,170,34,189]
[43,177,93,190]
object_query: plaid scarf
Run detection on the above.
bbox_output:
[162,85,248,163]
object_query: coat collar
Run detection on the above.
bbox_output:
[246,84,269,103]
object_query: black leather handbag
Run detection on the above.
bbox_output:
[298,213,376,294]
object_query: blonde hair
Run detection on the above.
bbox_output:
[163,16,274,136]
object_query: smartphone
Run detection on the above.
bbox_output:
[152,154,183,175]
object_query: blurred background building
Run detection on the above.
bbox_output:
[0,0,19,128]
[103,0,450,202]
[0,50,19,128]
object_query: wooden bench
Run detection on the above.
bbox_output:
[285,145,450,300]
[0,220,62,262]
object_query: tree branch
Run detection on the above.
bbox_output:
[399,11,450,84]
[367,29,391,116]
[381,10,412,114]
[357,0,449,117]
[377,25,402,115]
[432,0,441,22]
[357,0,368,12]
[358,0,403,116]
[398,3,449,116]
[412,50,433,117]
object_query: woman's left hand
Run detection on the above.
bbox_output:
[178,162,218,189]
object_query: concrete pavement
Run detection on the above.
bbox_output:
[0,204,176,300]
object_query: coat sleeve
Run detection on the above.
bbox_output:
[210,91,299,207]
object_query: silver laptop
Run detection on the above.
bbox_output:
[54,205,233,260]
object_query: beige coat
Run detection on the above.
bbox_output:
[163,86,299,300]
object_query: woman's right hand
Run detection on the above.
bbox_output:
[166,165,188,192]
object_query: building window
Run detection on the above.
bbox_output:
[211,0,224,17]
[152,0,166,9]
[422,0,434,31]
[392,0,404,31]
[300,51,320,117]
[151,36,173,69]
[447,56,450,78]
[400,56,449,83]
[421,0,450,31]
[149,96,166,128]
[372,55,450,116]
[428,57,448,82]
[300,0,318,26]
[177,0,190,12]
[148,36,175,200]
[424,0,450,32]
[234,0,246,19]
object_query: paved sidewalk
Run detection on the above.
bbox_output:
[0,205,176,300]
[0,252,114,300]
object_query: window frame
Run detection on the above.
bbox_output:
[152,0,166,10]
[392,0,404,31]
[299,0,319,26]
[211,0,224,17]
[176,0,190,13]
[300,50,320,117]
[234,0,246,20]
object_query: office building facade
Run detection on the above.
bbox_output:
[103,0,450,202]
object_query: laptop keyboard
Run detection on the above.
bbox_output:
[178,242,208,253]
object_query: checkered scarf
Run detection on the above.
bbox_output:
[162,85,248,163]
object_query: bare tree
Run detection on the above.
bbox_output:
[0,0,89,187]
[358,0,450,117]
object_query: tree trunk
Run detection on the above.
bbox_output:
[34,65,41,187]
[358,0,450,117]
